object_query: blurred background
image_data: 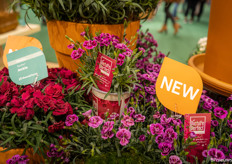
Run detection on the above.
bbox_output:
[0,0,211,67]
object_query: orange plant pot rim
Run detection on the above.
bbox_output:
[188,54,232,97]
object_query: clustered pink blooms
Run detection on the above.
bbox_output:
[149,114,180,156]
[88,116,103,128]
[117,53,125,66]
[200,91,219,112]
[69,32,142,68]
[6,154,29,164]
[83,40,97,49]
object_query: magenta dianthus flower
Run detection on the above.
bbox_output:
[189,132,197,138]
[121,115,134,127]
[67,43,75,49]
[169,155,182,164]
[208,148,225,160]
[139,135,146,142]
[211,120,219,127]
[150,123,164,135]
[202,150,208,157]
[80,31,86,36]
[101,121,114,134]
[82,109,92,118]
[158,142,173,156]
[214,107,228,119]
[134,114,145,122]
[116,128,131,146]
[71,48,85,60]
[83,40,97,49]
[227,120,232,128]
[65,114,79,126]
[88,116,103,128]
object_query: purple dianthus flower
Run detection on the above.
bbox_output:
[169,155,182,164]
[158,142,173,156]
[121,115,134,127]
[227,120,232,128]
[208,148,225,160]
[88,116,103,128]
[139,135,146,142]
[214,107,228,119]
[134,114,145,122]
[116,128,131,146]
[150,123,164,135]
[65,114,79,126]
[211,120,219,127]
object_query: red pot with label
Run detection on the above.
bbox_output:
[91,87,130,118]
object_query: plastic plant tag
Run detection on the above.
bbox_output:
[93,52,116,92]
[184,113,211,163]
[3,35,43,68]
[7,46,48,85]
[156,57,203,115]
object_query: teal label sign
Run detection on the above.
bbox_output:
[7,46,48,85]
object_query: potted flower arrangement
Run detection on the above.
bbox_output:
[47,103,197,164]
[12,0,160,71]
[66,29,143,118]
[0,67,90,163]
[45,30,196,164]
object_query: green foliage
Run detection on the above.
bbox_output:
[67,28,142,102]
[85,151,152,164]
[12,0,159,24]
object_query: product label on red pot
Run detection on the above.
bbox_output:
[93,52,116,92]
[184,113,211,163]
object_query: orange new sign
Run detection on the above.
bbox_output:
[3,35,43,68]
[156,57,203,115]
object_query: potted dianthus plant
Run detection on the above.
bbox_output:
[0,67,90,163]
[12,0,159,71]
[66,29,142,118]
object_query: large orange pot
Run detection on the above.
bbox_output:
[47,20,140,72]
[0,147,44,164]
[188,0,232,96]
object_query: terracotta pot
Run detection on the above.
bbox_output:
[0,147,44,164]
[91,87,130,118]
[47,20,140,72]
[188,0,232,96]
[0,0,18,34]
